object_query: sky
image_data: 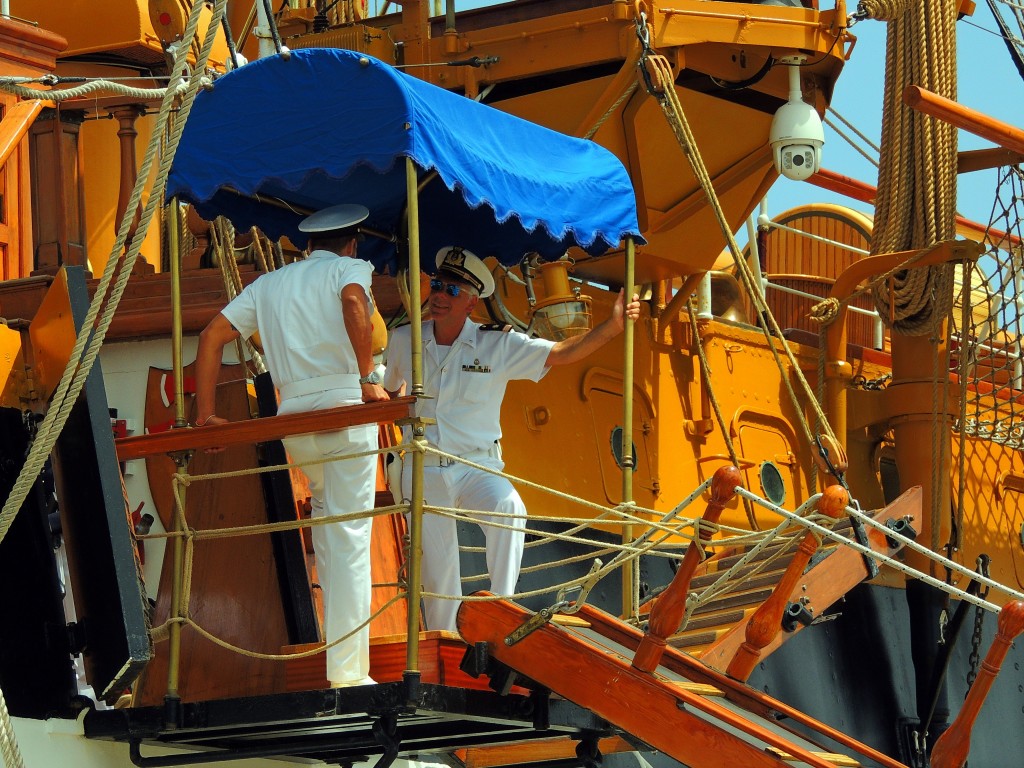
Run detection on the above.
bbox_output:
[422,1,1024,231]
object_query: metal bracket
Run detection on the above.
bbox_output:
[885,515,918,549]
[371,714,400,768]
[576,733,603,768]
[846,500,880,579]
[503,560,603,646]
[781,600,815,633]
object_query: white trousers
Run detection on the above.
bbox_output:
[402,457,527,632]
[280,390,377,685]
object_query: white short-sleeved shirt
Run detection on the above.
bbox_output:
[221,250,373,388]
[383,319,555,456]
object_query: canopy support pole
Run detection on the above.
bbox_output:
[404,157,424,683]
[169,200,186,429]
[621,237,637,621]
[165,197,187,728]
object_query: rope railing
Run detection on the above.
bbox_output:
[133,429,981,670]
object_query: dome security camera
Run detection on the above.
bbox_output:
[769,58,824,182]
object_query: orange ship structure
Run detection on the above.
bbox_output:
[1,2,1023,768]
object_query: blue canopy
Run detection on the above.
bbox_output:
[166,48,642,273]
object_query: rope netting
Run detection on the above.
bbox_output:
[951,166,1024,448]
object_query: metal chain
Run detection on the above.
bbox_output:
[966,555,991,688]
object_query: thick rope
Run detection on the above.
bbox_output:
[857,0,913,22]
[0,78,183,102]
[0,688,23,768]
[583,81,638,140]
[809,240,959,328]
[0,4,225,755]
[869,0,958,334]
[210,216,267,375]
[0,1,223,541]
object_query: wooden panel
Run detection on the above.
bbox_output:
[133,376,290,705]
[763,275,878,350]
[457,598,841,768]
[282,632,505,693]
[575,604,910,768]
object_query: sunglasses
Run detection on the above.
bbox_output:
[429,278,471,297]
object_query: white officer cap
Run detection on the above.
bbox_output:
[435,246,495,298]
[298,203,369,234]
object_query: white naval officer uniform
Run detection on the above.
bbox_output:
[221,249,378,685]
[382,318,555,632]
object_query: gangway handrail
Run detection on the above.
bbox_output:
[114,396,415,460]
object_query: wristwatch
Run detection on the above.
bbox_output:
[359,369,383,385]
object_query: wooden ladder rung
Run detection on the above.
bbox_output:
[663,680,724,697]
[765,747,862,766]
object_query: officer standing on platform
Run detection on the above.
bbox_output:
[194,203,388,688]
[383,246,640,631]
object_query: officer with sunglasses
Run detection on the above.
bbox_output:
[382,246,641,632]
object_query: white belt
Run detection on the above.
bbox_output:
[418,442,500,467]
[278,373,361,401]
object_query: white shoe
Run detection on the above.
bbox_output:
[330,676,377,688]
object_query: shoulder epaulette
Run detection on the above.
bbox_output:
[479,323,513,332]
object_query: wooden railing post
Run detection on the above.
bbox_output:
[632,465,741,673]
[930,600,1024,768]
[726,485,848,681]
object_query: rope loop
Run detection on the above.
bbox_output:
[809,296,841,326]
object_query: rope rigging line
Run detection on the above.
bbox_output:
[0,78,188,102]
[0,0,224,542]
[209,216,268,375]
[869,0,958,335]
[0,3,226,759]
[636,44,838,460]
[686,297,759,529]
[747,487,1010,612]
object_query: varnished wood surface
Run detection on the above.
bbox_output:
[117,397,414,459]
[457,736,636,768]
[134,378,291,705]
[282,631,506,693]
[700,487,921,672]
[574,605,909,768]
[633,466,740,672]
[457,596,841,768]
[725,485,849,681]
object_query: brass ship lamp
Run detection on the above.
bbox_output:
[528,257,592,341]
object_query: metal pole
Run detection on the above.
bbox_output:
[697,272,712,320]
[164,197,187,727]
[745,212,766,300]
[164,459,187,728]
[254,0,278,59]
[408,159,424,400]
[621,237,637,620]
[168,200,186,429]
[404,157,423,677]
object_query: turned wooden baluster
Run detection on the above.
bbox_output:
[632,465,741,673]
[930,600,1024,768]
[725,485,849,681]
